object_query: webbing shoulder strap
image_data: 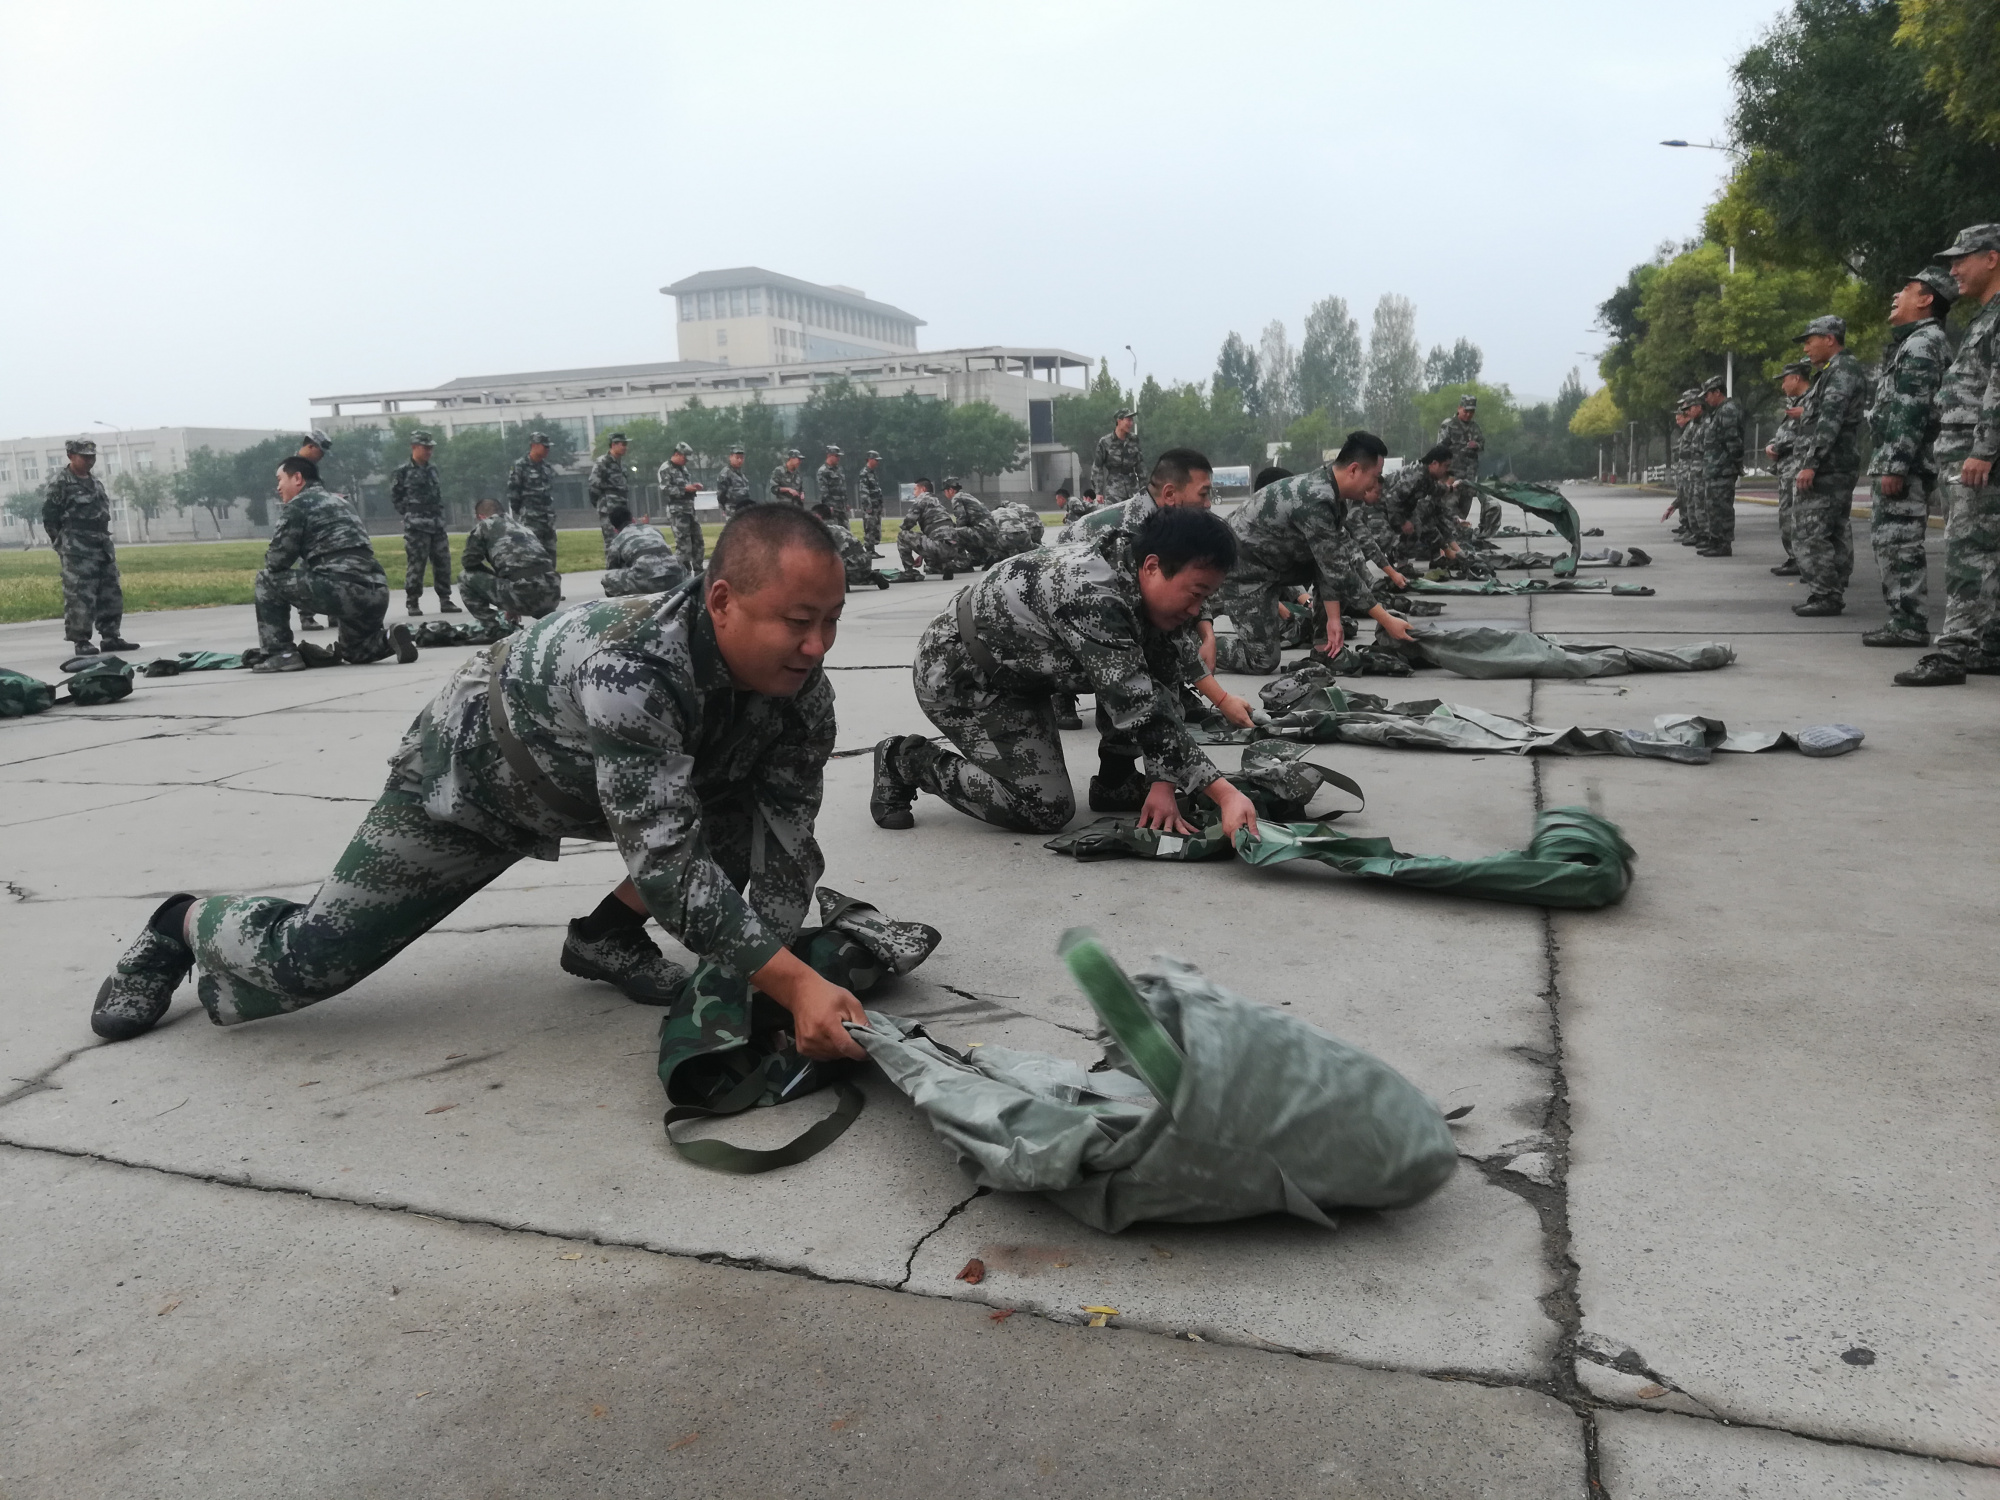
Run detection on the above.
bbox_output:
[664,1077,866,1174]
[483,640,601,823]
[954,587,1002,677]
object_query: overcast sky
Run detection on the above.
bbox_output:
[0,0,1788,438]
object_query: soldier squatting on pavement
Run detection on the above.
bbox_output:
[589,433,632,559]
[1861,266,1957,647]
[42,438,140,655]
[252,456,418,673]
[896,478,971,579]
[600,505,689,597]
[92,505,874,1066]
[391,431,460,617]
[459,498,561,635]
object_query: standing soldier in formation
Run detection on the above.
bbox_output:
[1697,375,1744,557]
[857,450,887,553]
[769,449,807,507]
[507,431,560,565]
[390,431,459,616]
[1678,390,1710,547]
[1765,363,1812,575]
[715,443,756,519]
[588,433,632,560]
[42,439,138,655]
[293,431,335,632]
[1091,408,1144,502]
[1897,225,2000,687]
[658,441,706,572]
[815,445,849,527]
[1862,267,1957,647]
[1438,393,1495,533]
[1789,316,1870,618]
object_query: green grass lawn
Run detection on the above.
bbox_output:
[0,519,929,625]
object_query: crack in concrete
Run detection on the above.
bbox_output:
[894,1186,986,1289]
[0,1041,96,1110]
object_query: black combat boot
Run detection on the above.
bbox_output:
[1770,559,1799,576]
[1792,595,1844,617]
[1893,653,1966,686]
[91,896,197,1040]
[438,591,462,614]
[390,624,419,664]
[560,912,688,1005]
[406,597,424,617]
[1861,622,1930,647]
[870,736,920,829]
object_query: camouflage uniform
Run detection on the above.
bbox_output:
[989,500,1045,559]
[1794,350,1871,605]
[1930,291,2000,664]
[1866,316,1952,634]
[459,512,560,630]
[1091,429,1145,502]
[1377,465,1465,567]
[588,450,631,557]
[821,514,882,587]
[1678,405,1709,544]
[255,483,392,659]
[768,462,807,508]
[41,463,124,643]
[1438,410,1495,532]
[815,461,850,525]
[181,585,833,1027]
[896,492,975,574]
[1063,493,1099,523]
[1766,405,1804,562]
[506,455,559,562]
[1058,489,1155,546]
[948,490,1001,565]
[600,522,688,596]
[891,528,1217,833]
[390,459,453,606]
[856,463,886,549]
[657,457,705,572]
[1701,394,1745,546]
[715,462,756,519]
[1211,467,1380,674]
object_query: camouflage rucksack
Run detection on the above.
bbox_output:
[0,668,57,718]
[65,657,135,706]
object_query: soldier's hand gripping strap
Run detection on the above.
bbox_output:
[483,639,600,823]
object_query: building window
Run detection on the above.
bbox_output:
[729,288,744,317]
[0,463,10,483]
[697,291,712,319]
[21,458,38,481]
[1030,400,1054,444]
[748,287,763,315]
[135,448,155,471]
[680,298,694,322]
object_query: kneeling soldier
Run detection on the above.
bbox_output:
[91,505,868,1063]
[252,456,417,673]
[988,499,1045,559]
[600,504,689,596]
[460,497,561,635]
[896,478,973,579]
[870,506,1260,839]
[812,504,891,589]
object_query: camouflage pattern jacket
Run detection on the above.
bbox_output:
[463,512,554,580]
[768,464,806,506]
[990,501,1045,548]
[588,452,630,510]
[1766,410,1804,477]
[506,457,556,519]
[658,459,701,507]
[1063,494,1099,523]
[390,584,832,980]
[1379,466,1464,557]
[1867,318,1952,478]
[815,463,849,519]
[1226,466,1380,610]
[41,466,113,540]
[265,484,385,580]
[950,528,1218,793]
[1702,398,1745,483]
[1935,294,2000,464]
[604,522,674,571]
[1437,414,1484,481]
[1091,431,1145,502]
[856,468,885,511]
[903,492,957,536]
[1797,350,1870,477]
[715,464,755,516]
[949,492,998,544]
[391,461,447,525]
[1061,489,1155,545]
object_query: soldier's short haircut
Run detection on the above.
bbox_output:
[1148,447,1213,491]
[1132,505,1238,578]
[1334,431,1390,468]
[277,456,319,483]
[475,497,500,518]
[913,477,932,490]
[1423,443,1455,466]
[710,502,841,595]
[1082,486,1098,499]
[1253,466,1292,489]
[606,503,633,528]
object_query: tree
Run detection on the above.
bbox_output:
[318,424,386,501]
[1730,0,2000,293]
[6,489,44,544]
[943,402,1029,491]
[171,447,238,537]
[1052,359,1131,483]
[1214,332,1260,417]
[1363,295,1424,454]
[1423,338,1484,391]
[1413,381,1520,459]
[1569,385,1626,440]
[1296,296,1363,426]
[1125,380,1264,470]
[1277,410,1340,472]
[110,469,171,539]
[1897,0,2000,147]
[1256,320,1299,433]
[227,436,295,526]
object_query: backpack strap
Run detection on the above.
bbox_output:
[663,1075,865,1174]
[954,587,1002,677]
[484,640,601,823]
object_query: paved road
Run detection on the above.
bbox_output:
[2,487,1993,1496]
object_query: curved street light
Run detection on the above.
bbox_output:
[1661,138,1744,397]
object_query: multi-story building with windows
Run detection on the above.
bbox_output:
[662,268,922,366]
[0,426,287,543]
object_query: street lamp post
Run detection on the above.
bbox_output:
[1662,139,1747,398]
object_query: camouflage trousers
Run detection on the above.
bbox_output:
[1210,573,1299,675]
[1933,470,2000,664]
[514,508,558,567]
[460,570,560,630]
[1681,476,1709,543]
[1775,471,1798,560]
[991,530,1039,561]
[1792,473,1856,601]
[905,615,1077,833]
[897,525,973,575]
[664,499,704,572]
[831,527,878,587]
[56,530,123,641]
[255,565,391,659]
[1702,474,1738,544]
[597,508,622,562]
[1869,476,1932,632]
[601,557,688,596]
[403,520,452,602]
[860,496,883,549]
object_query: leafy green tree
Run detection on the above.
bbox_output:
[319,424,386,501]
[1569,385,1625,439]
[1214,333,1260,417]
[1730,0,2000,292]
[1503,370,1599,482]
[1363,295,1425,454]
[874,391,953,486]
[1297,296,1363,426]
[1897,0,2000,146]
[1423,338,1484,391]
[943,402,1029,491]
[110,469,171,539]
[1277,410,1340,472]
[1127,380,1264,469]
[6,489,45,543]
[226,436,295,526]
[1256,321,1299,432]
[1052,360,1132,487]
[171,447,238,537]
[1413,381,1520,457]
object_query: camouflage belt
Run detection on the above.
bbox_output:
[482,641,600,823]
[954,587,1001,676]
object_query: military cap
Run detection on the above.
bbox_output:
[824,443,842,456]
[785,447,802,459]
[302,429,333,452]
[1701,375,1726,394]
[1908,265,1959,308]
[606,431,628,445]
[865,449,881,460]
[1794,315,1846,341]
[410,430,436,446]
[673,441,693,456]
[1679,389,1703,406]
[1780,360,1812,380]
[64,438,97,456]
[727,443,745,455]
[1458,394,1478,409]
[1936,223,2000,259]
[942,475,962,489]
[1112,408,1135,421]
[529,431,552,445]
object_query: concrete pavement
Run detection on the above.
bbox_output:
[2,486,1994,1496]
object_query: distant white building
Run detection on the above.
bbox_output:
[662,267,923,366]
[0,426,287,544]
